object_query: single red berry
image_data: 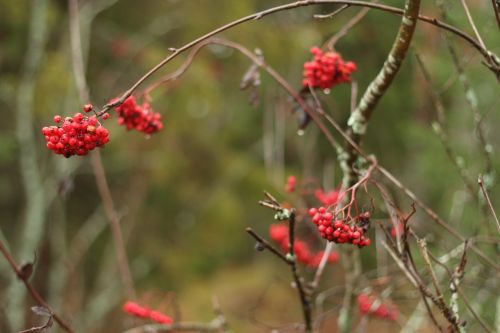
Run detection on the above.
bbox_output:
[83,104,93,113]
[53,115,62,123]
[308,208,317,216]
[102,113,110,120]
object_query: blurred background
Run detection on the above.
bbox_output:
[0,0,498,332]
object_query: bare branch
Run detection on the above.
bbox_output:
[478,175,500,234]
[0,238,74,333]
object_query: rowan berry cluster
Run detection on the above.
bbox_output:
[269,224,339,267]
[42,110,110,158]
[357,293,398,321]
[308,207,371,247]
[302,47,356,89]
[123,301,173,324]
[114,96,163,135]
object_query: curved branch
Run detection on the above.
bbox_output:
[97,0,497,116]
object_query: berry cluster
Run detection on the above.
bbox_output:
[308,207,371,247]
[302,47,356,89]
[269,224,339,267]
[123,301,173,324]
[314,189,340,207]
[357,293,398,321]
[42,111,110,158]
[114,96,163,135]
[285,175,297,193]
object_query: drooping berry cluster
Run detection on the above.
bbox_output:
[269,224,339,267]
[114,96,163,135]
[308,207,371,247]
[314,189,340,207]
[123,301,173,324]
[42,111,110,158]
[302,47,356,89]
[285,175,297,193]
[357,293,398,321]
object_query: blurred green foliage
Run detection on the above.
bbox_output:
[0,0,498,332]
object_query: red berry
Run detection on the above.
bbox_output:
[53,115,62,123]
[308,208,317,216]
[83,104,93,112]
[102,113,110,120]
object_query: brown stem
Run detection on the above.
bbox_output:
[90,151,136,298]
[0,239,74,333]
[68,0,136,299]
[287,210,313,332]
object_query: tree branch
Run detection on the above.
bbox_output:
[0,238,74,333]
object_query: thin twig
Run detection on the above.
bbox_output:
[478,175,500,234]
[246,227,289,264]
[426,244,495,333]
[417,239,448,314]
[324,7,370,50]
[459,0,487,51]
[310,241,334,290]
[439,4,495,182]
[0,239,74,333]
[287,210,313,333]
[19,315,53,333]
[491,0,500,29]
[314,4,350,19]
